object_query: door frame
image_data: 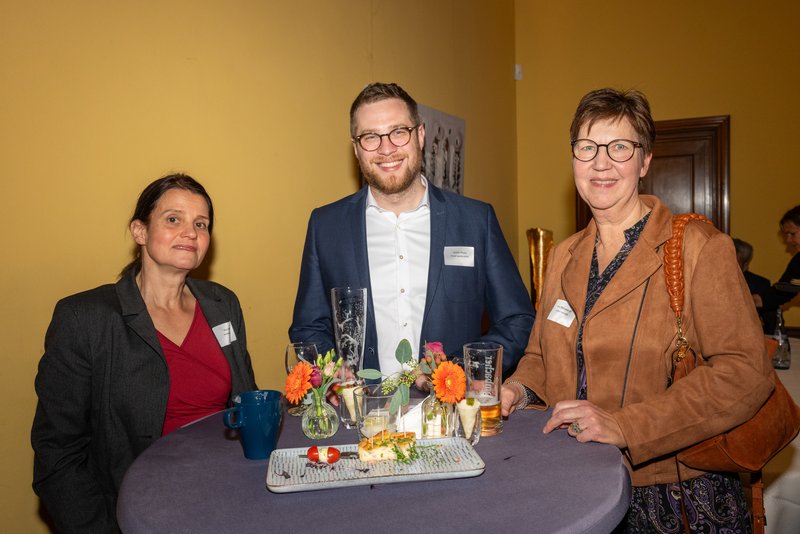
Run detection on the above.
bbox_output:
[575,115,730,233]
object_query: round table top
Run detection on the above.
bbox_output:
[118,406,630,534]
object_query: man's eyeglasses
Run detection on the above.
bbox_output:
[353,125,420,151]
[571,138,643,163]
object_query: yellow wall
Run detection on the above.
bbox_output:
[515,0,800,325]
[4,1,798,530]
[0,1,516,530]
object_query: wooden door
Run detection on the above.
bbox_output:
[576,115,730,233]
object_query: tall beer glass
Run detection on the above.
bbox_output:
[463,342,503,436]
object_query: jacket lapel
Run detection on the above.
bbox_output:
[348,187,372,292]
[562,223,595,321]
[116,270,164,360]
[572,196,674,319]
[349,187,378,365]
[424,184,446,321]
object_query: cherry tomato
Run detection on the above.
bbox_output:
[307,446,340,464]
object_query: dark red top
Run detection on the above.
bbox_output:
[158,301,232,436]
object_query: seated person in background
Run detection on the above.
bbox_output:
[733,237,775,332]
[289,82,534,383]
[500,88,772,531]
[757,204,800,320]
[32,174,257,533]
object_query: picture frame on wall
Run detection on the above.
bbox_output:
[419,104,465,195]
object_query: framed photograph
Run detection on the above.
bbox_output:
[419,104,465,195]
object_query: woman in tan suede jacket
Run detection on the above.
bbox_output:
[502,88,773,532]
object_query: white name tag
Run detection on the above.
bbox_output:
[212,321,237,347]
[547,299,576,328]
[444,246,474,267]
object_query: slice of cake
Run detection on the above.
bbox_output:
[357,431,417,462]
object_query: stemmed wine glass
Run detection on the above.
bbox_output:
[285,342,318,416]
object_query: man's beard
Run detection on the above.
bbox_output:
[360,156,422,196]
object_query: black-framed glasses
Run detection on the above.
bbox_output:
[571,138,643,162]
[353,125,420,151]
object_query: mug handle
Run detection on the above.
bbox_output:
[222,407,243,429]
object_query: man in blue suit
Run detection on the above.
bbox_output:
[289,82,533,383]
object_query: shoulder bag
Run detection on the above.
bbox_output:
[665,213,800,533]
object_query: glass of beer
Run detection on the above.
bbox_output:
[463,342,503,436]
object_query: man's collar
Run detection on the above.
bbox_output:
[366,176,429,213]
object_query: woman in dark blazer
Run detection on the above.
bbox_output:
[31,174,257,533]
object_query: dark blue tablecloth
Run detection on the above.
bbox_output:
[118,407,630,533]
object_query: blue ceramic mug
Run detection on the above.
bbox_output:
[222,389,283,460]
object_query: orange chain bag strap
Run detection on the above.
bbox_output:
[666,214,800,533]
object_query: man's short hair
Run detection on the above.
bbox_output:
[780,205,800,227]
[349,82,420,136]
[733,238,754,267]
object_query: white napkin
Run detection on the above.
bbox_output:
[395,398,425,437]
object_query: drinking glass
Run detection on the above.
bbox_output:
[456,398,481,445]
[331,287,367,427]
[285,342,318,416]
[353,384,401,440]
[463,342,503,436]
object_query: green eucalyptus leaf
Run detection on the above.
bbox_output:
[390,391,403,415]
[395,339,413,364]
[399,383,410,406]
[357,369,383,380]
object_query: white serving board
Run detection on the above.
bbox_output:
[266,437,484,493]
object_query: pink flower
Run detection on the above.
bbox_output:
[323,361,336,377]
[424,341,444,355]
[309,366,322,388]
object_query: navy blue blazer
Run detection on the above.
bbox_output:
[32,270,257,533]
[289,183,534,374]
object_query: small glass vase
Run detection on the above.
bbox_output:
[301,390,339,439]
[420,394,455,438]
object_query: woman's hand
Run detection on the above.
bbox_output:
[500,383,525,417]
[543,400,627,448]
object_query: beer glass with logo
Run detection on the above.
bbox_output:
[463,342,503,436]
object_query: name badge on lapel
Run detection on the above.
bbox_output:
[212,321,237,347]
[547,299,576,328]
[444,246,474,267]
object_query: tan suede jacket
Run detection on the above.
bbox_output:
[508,195,774,486]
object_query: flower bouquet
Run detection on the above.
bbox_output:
[419,342,465,438]
[357,340,466,438]
[285,349,342,439]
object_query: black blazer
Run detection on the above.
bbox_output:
[31,270,257,533]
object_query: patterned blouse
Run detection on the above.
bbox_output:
[575,212,651,400]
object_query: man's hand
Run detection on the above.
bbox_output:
[414,372,431,392]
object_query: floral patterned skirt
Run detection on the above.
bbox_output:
[617,472,752,534]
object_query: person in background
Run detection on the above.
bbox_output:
[289,82,533,383]
[733,237,776,332]
[501,88,772,531]
[755,204,800,319]
[32,174,257,533]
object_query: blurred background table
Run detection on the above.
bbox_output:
[764,336,800,534]
[118,406,630,534]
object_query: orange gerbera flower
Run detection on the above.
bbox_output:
[285,361,313,404]
[432,361,466,404]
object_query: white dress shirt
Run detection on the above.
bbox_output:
[365,179,431,377]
